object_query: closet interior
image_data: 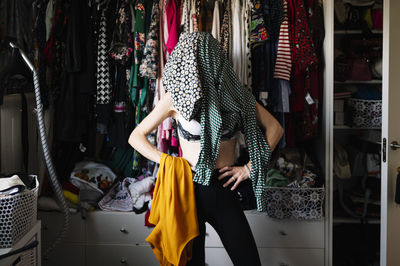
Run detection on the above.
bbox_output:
[0,0,332,265]
[332,0,382,265]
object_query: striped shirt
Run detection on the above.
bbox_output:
[273,0,291,81]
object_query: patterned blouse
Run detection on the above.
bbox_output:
[162,32,271,212]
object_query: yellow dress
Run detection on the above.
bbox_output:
[146,153,199,265]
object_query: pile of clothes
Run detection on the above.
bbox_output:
[266,148,321,189]
[38,161,156,221]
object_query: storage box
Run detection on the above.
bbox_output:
[264,187,325,220]
[334,99,345,112]
[349,98,382,128]
[335,111,345,125]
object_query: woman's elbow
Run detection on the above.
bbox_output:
[128,129,140,149]
[276,123,284,140]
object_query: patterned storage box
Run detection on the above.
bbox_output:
[264,187,325,220]
[349,98,382,128]
[0,176,38,248]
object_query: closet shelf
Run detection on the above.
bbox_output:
[334,30,383,34]
[334,125,381,130]
[334,80,382,84]
[333,217,380,224]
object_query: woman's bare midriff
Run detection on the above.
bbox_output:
[179,138,237,169]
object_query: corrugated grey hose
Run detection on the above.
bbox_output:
[9,42,70,257]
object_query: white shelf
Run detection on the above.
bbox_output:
[334,30,383,34]
[334,125,381,130]
[334,80,382,84]
[333,217,380,224]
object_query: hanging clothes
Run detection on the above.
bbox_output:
[250,0,269,45]
[45,0,55,41]
[211,1,220,41]
[109,0,134,65]
[34,1,49,109]
[231,0,243,81]
[220,0,231,57]
[242,0,251,89]
[96,9,112,105]
[197,0,213,32]
[273,0,291,81]
[165,0,180,55]
[139,0,160,80]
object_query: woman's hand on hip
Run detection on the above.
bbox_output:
[218,166,249,191]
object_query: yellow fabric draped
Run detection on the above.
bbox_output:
[146,153,199,265]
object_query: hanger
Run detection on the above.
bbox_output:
[96,0,111,11]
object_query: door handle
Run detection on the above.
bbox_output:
[390,141,400,150]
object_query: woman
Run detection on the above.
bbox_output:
[129,32,283,265]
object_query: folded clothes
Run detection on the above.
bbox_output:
[129,176,155,210]
[266,169,289,187]
[0,175,26,196]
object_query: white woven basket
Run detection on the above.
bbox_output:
[264,187,325,220]
[349,98,382,128]
[0,176,38,248]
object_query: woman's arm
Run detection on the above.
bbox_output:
[128,92,176,164]
[255,101,284,152]
[245,101,284,170]
[219,101,284,190]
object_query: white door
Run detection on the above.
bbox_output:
[381,0,400,265]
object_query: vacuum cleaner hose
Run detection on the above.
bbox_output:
[9,42,70,257]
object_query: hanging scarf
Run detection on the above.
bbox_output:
[162,32,271,211]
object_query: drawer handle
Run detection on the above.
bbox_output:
[120,257,127,264]
[120,228,128,234]
[279,230,287,236]
[280,263,288,266]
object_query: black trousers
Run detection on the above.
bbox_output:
[188,171,261,266]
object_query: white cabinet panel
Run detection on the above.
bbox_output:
[86,245,158,266]
[204,247,324,266]
[205,248,231,266]
[42,244,85,266]
[204,223,223,247]
[86,212,154,245]
[39,211,85,244]
[205,212,324,249]
[258,248,324,266]
[246,213,325,248]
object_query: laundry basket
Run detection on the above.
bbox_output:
[0,176,38,248]
[264,187,325,220]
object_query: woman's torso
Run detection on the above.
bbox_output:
[172,111,237,168]
[179,138,237,169]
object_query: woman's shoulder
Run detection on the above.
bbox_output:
[159,91,179,119]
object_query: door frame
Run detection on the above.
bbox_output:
[381,0,390,264]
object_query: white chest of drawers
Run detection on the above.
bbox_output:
[39,210,325,266]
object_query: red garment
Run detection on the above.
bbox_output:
[288,0,319,111]
[288,0,317,74]
[61,181,80,194]
[166,0,180,54]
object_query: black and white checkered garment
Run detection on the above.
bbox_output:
[96,11,112,104]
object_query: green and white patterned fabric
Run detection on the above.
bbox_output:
[162,32,271,211]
